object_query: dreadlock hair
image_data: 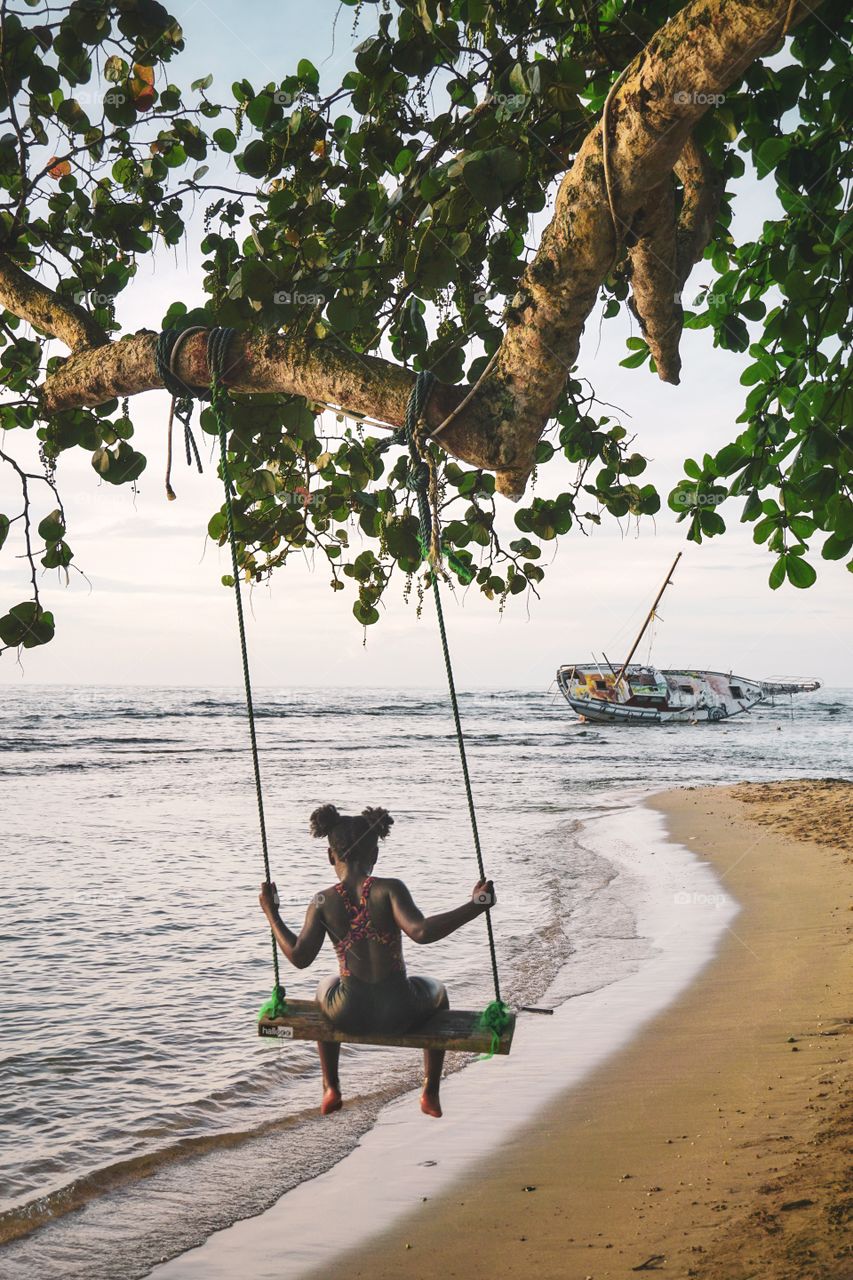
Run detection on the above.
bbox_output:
[309,803,394,865]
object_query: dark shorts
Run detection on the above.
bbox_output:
[316,972,449,1035]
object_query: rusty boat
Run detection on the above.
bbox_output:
[557,553,821,725]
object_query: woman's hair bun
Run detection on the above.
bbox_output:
[361,806,393,840]
[309,803,341,839]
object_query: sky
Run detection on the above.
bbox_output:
[0,0,849,690]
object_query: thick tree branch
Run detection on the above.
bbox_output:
[626,176,682,382]
[0,255,109,351]
[674,135,726,282]
[41,326,471,435]
[479,0,813,495]
[36,0,816,497]
[625,137,724,384]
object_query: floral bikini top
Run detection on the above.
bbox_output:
[332,876,405,978]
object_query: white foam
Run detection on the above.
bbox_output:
[151,799,738,1279]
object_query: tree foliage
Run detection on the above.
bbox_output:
[0,0,850,652]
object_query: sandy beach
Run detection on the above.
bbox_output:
[319,780,852,1280]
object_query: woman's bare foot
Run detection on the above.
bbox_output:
[420,1089,442,1118]
[321,1085,342,1115]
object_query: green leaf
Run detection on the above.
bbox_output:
[699,508,726,537]
[297,58,319,87]
[326,293,359,332]
[508,63,528,96]
[246,93,274,128]
[622,453,646,477]
[91,443,147,485]
[713,443,746,476]
[41,541,73,570]
[753,515,778,544]
[821,533,853,561]
[0,601,55,648]
[353,599,380,626]
[213,127,236,152]
[240,140,271,178]
[755,136,789,179]
[462,147,525,208]
[789,515,815,541]
[768,557,786,591]
[785,554,817,589]
[393,147,414,174]
[619,349,648,369]
[38,509,65,544]
[0,514,9,551]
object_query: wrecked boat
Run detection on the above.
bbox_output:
[556,553,821,724]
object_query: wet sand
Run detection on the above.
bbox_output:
[329,780,852,1280]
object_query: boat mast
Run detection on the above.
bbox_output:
[614,552,682,689]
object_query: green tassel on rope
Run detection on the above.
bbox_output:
[258,984,289,1021]
[477,999,512,1060]
[415,535,475,585]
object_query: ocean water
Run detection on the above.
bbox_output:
[1,683,849,1278]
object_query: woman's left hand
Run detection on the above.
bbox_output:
[259,881,279,916]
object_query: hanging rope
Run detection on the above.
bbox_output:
[204,326,287,1021]
[155,328,206,501]
[402,371,509,1053]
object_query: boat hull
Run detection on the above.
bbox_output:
[555,664,817,725]
[560,692,745,724]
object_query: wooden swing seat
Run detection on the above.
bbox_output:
[258,999,515,1055]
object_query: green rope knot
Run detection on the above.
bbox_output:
[258,984,288,1021]
[477,999,511,1060]
[406,461,430,492]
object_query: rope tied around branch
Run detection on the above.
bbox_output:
[402,371,443,569]
[402,377,475,585]
[155,328,206,501]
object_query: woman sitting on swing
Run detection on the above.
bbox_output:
[259,803,496,1119]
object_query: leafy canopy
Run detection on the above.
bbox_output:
[0,0,851,652]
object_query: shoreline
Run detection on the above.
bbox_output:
[150,791,742,1279]
[326,781,852,1280]
[151,780,851,1280]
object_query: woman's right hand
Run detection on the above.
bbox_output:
[471,878,496,911]
[259,881,279,917]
